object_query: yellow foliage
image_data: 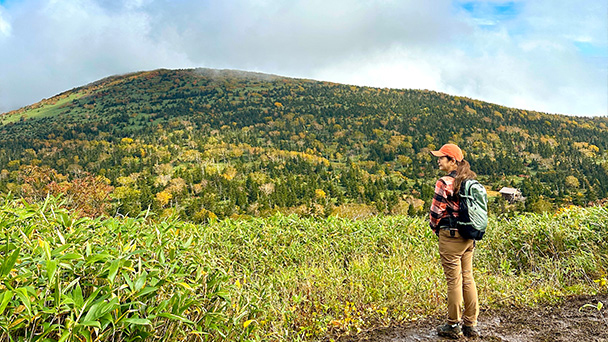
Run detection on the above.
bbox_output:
[397,155,412,166]
[540,136,558,147]
[248,172,267,184]
[166,177,187,194]
[194,208,217,222]
[565,176,579,188]
[112,186,141,201]
[315,189,326,199]
[222,166,238,180]
[156,191,172,207]
[464,105,476,114]
[259,183,275,196]
[181,149,201,162]
[231,147,244,158]
[116,176,135,187]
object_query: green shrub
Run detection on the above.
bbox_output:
[1,196,606,341]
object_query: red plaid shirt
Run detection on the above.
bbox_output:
[429,171,460,232]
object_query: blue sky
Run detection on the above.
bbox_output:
[459,1,521,27]
[0,0,606,116]
[459,1,606,59]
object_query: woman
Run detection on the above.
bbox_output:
[429,143,480,339]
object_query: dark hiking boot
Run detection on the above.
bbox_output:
[462,325,480,338]
[437,323,462,339]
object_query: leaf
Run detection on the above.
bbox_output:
[58,212,72,229]
[580,302,604,312]
[46,260,57,283]
[63,277,81,295]
[177,282,193,291]
[56,229,66,244]
[58,253,83,261]
[85,253,112,265]
[83,303,102,322]
[136,286,158,298]
[78,321,101,328]
[73,284,84,309]
[123,318,152,325]
[82,298,119,323]
[58,330,71,342]
[0,248,19,279]
[0,290,13,315]
[159,249,165,264]
[51,244,70,256]
[216,290,230,300]
[14,288,32,316]
[243,319,254,328]
[9,317,26,329]
[183,235,194,249]
[81,287,103,312]
[107,260,121,284]
[41,240,52,260]
[81,330,92,342]
[134,272,147,292]
[158,312,195,324]
[122,271,134,291]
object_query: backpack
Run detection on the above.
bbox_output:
[455,179,488,240]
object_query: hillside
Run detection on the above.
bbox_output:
[1,68,607,220]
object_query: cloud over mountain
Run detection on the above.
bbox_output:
[0,0,606,116]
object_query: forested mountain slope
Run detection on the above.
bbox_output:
[1,68,607,220]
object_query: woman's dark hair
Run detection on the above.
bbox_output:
[454,159,476,194]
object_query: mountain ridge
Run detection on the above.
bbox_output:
[3,67,599,119]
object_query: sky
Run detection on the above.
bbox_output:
[0,0,606,117]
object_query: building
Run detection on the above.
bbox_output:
[499,187,525,203]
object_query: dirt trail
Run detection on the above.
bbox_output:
[334,294,608,342]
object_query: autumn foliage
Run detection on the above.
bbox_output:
[0,68,607,220]
[18,165,113,217]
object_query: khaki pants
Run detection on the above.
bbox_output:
[438,229,479,326]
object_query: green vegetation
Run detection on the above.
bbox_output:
[0,69,607,222]
[1,196,606,341]
[1,92,85,124]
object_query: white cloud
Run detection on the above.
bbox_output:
[311,45,443,91]
[312,7,607,117]
[0,0,194,112]
[0,7,10,37]
[0,0,606,116]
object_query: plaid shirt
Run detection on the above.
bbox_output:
[429,171,460,232]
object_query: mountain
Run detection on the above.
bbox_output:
[1,68,607,220]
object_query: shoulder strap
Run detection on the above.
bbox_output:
[460,179,478,198]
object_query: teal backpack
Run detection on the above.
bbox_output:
[456,179,488,240]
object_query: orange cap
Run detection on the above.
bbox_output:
[430,144,463,162]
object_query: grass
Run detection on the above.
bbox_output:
[0,196,606,341]
[1,92,84,124]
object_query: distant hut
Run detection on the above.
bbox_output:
[499,187,525,203]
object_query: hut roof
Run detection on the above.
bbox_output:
[499,187,520,194]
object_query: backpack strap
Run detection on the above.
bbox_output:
[440,172,459,227]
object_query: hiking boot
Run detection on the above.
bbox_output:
[462,325,480,338]
[437,322,462,339]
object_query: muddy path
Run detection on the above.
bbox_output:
[332,294,608,342]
